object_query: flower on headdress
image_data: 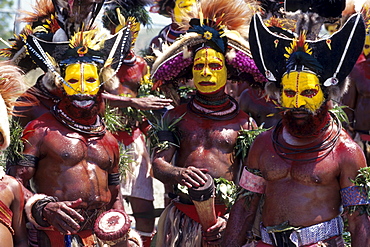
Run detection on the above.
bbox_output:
[188,19,226,53]
[203,31,213,40]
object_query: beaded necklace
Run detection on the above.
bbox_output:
[51,105,106,136]
[188,92,239,120]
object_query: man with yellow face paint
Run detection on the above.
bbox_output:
[63,63,101,96]
[8,22,151,245]
[192,48,227,94]
[149,0,267,244]
[280,71,324,113]
[152,44,257,246]
[224,13,370,247]
[342,32,370,166]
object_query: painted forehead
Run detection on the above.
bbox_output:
[282,71,319,87]
[194,48,224,61]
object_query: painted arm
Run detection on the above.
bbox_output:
[223,135,265,246]
[107,144,123,210]
[10,178,28,247]
[102,92,172,110]
[339,136,370,246]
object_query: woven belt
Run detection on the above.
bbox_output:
[260,216,343,247]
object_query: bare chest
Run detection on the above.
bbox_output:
[260,145,339,185]
[178,117,243,151]
[40,130,118,170]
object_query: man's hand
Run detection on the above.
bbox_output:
[102,92,172,110]
[130,96,173,110]
[176,166,209,188]
[203,216,227,245]
[43,198,85,234]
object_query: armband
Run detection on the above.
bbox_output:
[340,186,370,207]
[25,194,58,228]
[239,167,266,194]
[108,173,120,185]
[156,130,176,143]
[17,154,39,167]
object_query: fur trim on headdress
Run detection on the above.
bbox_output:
[100,67,121,92]
[42,71,61,91]
[39,46,122,93]
[285,11,325,40]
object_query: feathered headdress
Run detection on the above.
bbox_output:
[0,0,59,72]
[52,0,105,38]
[0,61,27,150]
[1,0,109,73]
[151,0,266,105]
[249,12,365,100]
[22,23,132,93]
[103,0,152,28]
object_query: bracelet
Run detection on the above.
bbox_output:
[108,172,120,186]
[25,194,58,228]
[220,213,229,221]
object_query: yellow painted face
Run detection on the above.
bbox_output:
[63,63,100,96]
[363,35,370,57]
[193,48,227,94]
[281,71,324,112]
[173,0,196,23]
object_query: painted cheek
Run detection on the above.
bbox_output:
[281,95,294,108]
[64,64,83,95]
[63,84,75,95]
[281,89,296,108]
[307,90,324,112]
[85,80,100,95]
[83,65,100,95]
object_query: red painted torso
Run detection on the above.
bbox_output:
[248,122,365,227]
[22,113,119,209]
[167,104,254,182]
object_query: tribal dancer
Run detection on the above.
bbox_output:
[8,14,141,245]
[2,0,170,130]
[224,8,370,247]
[150,0,265,245]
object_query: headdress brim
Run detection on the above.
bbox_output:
[249,13,366,90]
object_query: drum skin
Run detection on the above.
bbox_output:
[94,209,131,244]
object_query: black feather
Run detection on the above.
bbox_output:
[286,51,323,74]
